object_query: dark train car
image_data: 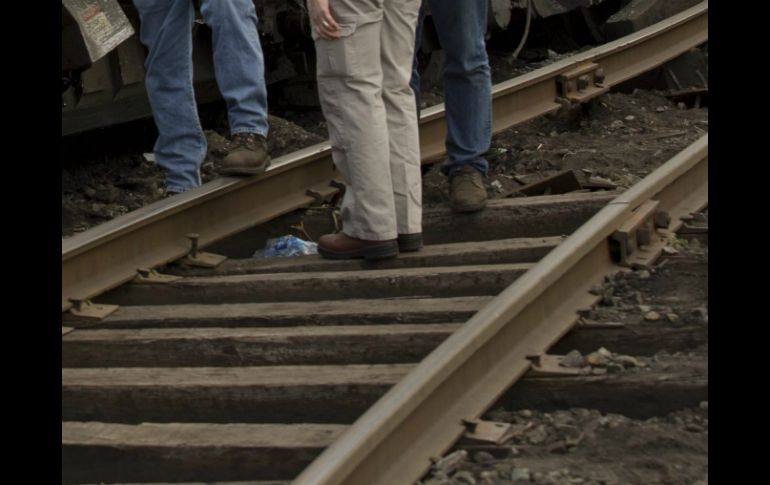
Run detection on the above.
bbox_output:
[62,0,627,137]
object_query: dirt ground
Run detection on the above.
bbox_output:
[419,231,708,485]
[61,113,324,236]
[423,404,708,485]
[422,89,707,206]
[61,87,707,237]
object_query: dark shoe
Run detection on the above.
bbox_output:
[220,133,271,176]
[449,165,488,213]
[398,233,423,252]
[318,233,398,261]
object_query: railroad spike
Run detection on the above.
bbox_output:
[305,189,326,204]
[461,419,479,432]
[594,68,606,85]
[185,233,200,258]
[577,75,590,91]
[133,268,182,284]
[182,233,227,268]
[67,298,119,320]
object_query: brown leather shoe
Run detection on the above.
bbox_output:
[318,233,399,260]
[220,133,271,176]
[397,233,423,252]
[449,165,488,213]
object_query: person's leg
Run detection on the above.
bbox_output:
[200,0,268,137]
[381,0,423,249]
[313,0,399,259]
[134,0,204,193]
[428,0,491,177]
[426,0,490,213]
[409,1,428,114]
[201,0,270,175]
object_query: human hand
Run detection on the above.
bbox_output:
[308,0,341,39]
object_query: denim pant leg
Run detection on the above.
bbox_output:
[409,1,428,114]
[134,0,205,193]
[200,0,269,137]
[428,0,492,177]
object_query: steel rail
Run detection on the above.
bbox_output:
[62,2,707,313]
[293,133,707,484]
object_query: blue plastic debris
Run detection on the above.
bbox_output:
[253,235,318,258]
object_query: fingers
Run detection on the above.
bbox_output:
[322,11,340,32]
[313,8,341,40]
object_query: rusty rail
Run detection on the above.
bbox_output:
[62,1,707,315]
[293,132,707,484]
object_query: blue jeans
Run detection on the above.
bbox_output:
[134,0,269,193]
[410,0,492,177]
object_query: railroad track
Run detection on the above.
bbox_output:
[62,4,708,484]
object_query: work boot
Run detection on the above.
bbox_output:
[397,233,423,252]
[220,133,271,176]
[318,233,399,261]
[449,165,488,213]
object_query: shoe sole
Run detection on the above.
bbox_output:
[318,241,399,261]
[451,200,487,213]
[219,157,272,176]
[398,233,423,252]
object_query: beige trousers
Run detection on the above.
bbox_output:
[313,0,422,240]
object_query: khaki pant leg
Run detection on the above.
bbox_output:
[313,1,398,240]
[381,0,422,235]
